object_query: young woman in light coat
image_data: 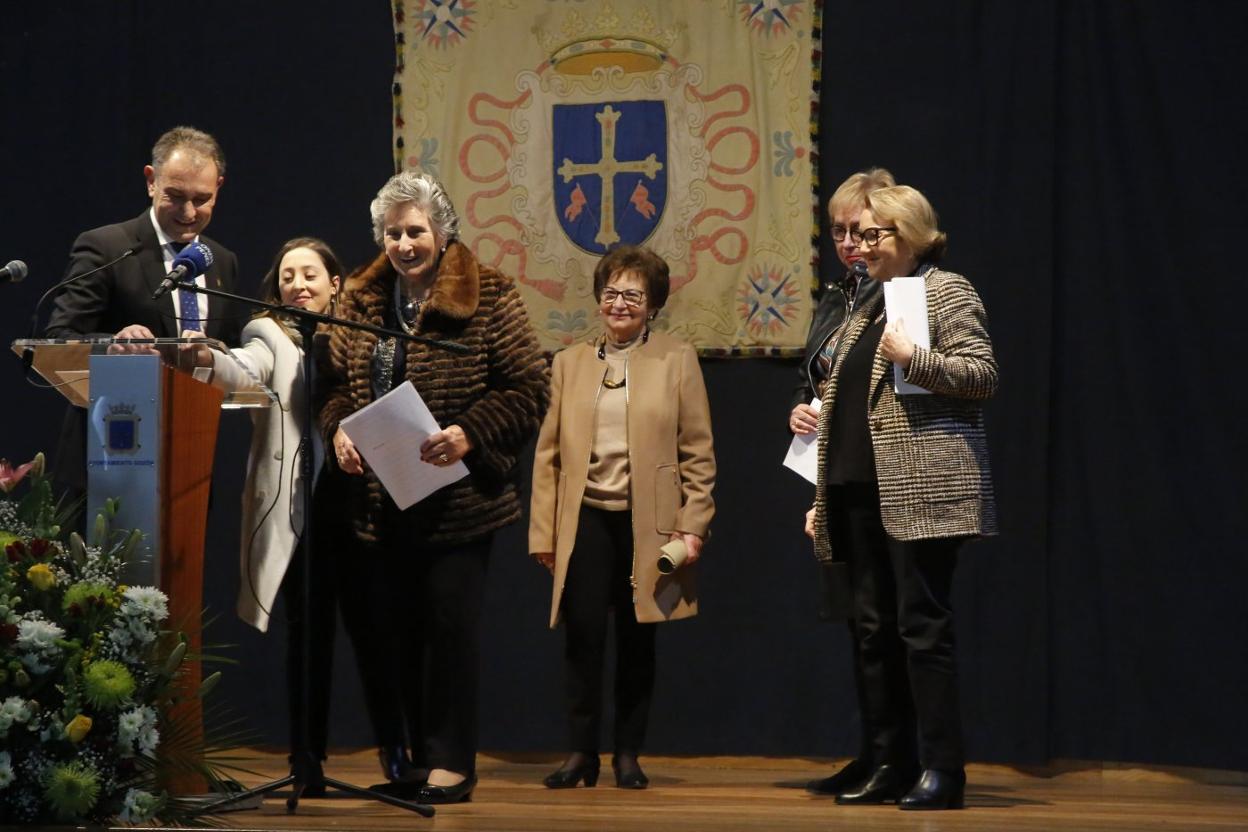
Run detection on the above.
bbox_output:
[530,245,716,790]
[191,236,342,793]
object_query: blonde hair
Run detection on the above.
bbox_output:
[864,185,947,263]
[828,167,896,219]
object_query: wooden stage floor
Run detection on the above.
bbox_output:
[194,748,1247,831]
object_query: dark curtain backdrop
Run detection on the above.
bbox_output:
[3,2,1245,771]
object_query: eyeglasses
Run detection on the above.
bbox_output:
[600,287,647,307]
[831,225,898,246]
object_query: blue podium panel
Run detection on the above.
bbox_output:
[87,353,163,586]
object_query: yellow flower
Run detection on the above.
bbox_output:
[26,563,56,591]
[66,714,93,743]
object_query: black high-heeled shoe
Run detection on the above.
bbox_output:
[543,753,600,788]
[417,773,477,804]
[612,753,649,789]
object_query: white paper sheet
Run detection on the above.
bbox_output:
[782,398,821,484]
[338,380,468,510]
[882,276,932,395]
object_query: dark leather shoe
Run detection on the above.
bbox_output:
[368,780,423,800]
[417,773,477,804]
[377,745,426,784]
[806,758,871,795]
[612,753,649,789]
[544,753,600,788]
[898,768,965,810]
[834,764,918,804]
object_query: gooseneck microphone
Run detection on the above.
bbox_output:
[22,245,142,376]
[1,260,28,283]
[152,241,213,299]
[28,246,141,338]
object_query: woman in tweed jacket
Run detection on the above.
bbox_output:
[803,185,997,811]
[320,171,549,804]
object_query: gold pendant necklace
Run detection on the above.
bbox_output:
[598,327,648,389]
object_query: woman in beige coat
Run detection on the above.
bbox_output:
[530,245,715,790]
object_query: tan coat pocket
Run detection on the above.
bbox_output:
[654,463,679,533]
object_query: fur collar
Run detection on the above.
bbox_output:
[345,240,480,320]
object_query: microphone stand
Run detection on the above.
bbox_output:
[183,281,464,819]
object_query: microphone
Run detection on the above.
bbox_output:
[29,246,141,338]
[851,259,869,280]
[22,246,141,375]
[1,260,28,283]
[152,241,213,299]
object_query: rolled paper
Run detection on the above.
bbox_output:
[657,539,688,575]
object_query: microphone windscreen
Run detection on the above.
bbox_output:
[3,260,28,282]
[172,241,214,277]
[852,259,869,279]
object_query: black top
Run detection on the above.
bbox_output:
[792,275,881,411]
[825,313,885,484]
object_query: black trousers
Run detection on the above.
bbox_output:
[279,464,348,764]
[280,536,336,763]
[826,483,965,772]
[561,505,657,755]
[337,507,492,776]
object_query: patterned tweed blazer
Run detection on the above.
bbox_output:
[318,242,550,546]
[813,267,998,560]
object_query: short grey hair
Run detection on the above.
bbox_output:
[369,170,460,246]
[152,125,226,177]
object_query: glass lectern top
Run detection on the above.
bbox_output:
[11,338,277,410]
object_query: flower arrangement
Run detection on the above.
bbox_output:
[0,454,222,825]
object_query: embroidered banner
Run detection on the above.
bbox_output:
[393,0,820,355]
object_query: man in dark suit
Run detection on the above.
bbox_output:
[46,125,242,342]
[45,125,245,489]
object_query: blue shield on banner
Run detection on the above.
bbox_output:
[553,100,667,254]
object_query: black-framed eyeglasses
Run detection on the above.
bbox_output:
[831,225,899,246]
[850,226,897,246]
[600,287,647,307]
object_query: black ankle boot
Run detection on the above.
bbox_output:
[612,753,649,789]
[898,768,966,810]
[544,753,600,788]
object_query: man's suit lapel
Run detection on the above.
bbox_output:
[125,214,179,337]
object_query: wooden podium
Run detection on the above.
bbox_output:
[14,338,274,794]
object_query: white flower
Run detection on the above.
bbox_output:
[120,787,161,823]
[0,697,35,738]
[126,616,158,645]
[16,618,64,651]
[39,714,65,743]
[119,586,169,621]
[0,696,34,723]
[0,750,13,789]
[138,725,160,755]
[117,705,158,757]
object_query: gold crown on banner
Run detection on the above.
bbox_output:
[535,2,682,75]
